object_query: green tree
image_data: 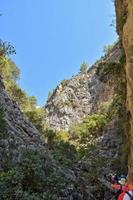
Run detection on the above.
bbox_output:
[26,107,47,132]
[103,42,116,55]
[0,39,16,56]
[80,62,88,73]
[48,91,52,99]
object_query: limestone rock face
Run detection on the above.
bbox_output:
[116,0,133,170]
[45,43,122,130]
[0,81,44,169]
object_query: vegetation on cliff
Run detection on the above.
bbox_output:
[0,1,130,196]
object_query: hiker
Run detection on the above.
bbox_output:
[118,172,133,200]
[111,175,128,200]
[111,174,126,186]
[111,174,124,184]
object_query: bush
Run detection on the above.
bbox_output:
[103,43,115,55]
[80,62,88,73]
[52,140,78,167]
[43,129,77,167]
[70,114,107,141]
[0,149,65,200]
[26,107,47,132]
[56,130,69,142]
[60,79,68,87]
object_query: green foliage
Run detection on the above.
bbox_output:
[0,38,128,194]
[0,40,46,129]
[56,130,69,142]
[98,101,112,116]
[70,114,107,142]
[0,39,16,56]
[0,58,20,86]
[43,129,77,167]
[78,144,107,184]
[52,141,77,167]
[0,149,65,200]
[60,79,68,87]
[10,85,38,114]
[83,158,106,183]
[103,43,115,55]
[26,107,47,132]
[44,129,70,147]
[83,114,107,130]
[80,62,88,73]
[48,91,52,99]
[0,52,47,131]
[97,62,122,82]
[44,129,56,147]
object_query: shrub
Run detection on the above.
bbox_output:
[52,141,78,167]
[26,107,47,132]
[70,114,107,141]
[103,43,115,55]
[0,149,65,200]
[56,130,69,142]
[80,62,88,73]
[98,101,112,116]
[43,128,56,149]
[43,129,77,167]
[60,79,68,87]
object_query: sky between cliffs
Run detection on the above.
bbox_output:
[1,0,117,106]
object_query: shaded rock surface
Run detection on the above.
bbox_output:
[0,82,44,169]
[115,0,133,171]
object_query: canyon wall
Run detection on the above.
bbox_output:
[115,0,133,170]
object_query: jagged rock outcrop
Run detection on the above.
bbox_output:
[45,43,122,130]
[115,0,133,171]
[0,80,44,169]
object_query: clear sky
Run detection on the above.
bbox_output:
[1,0,117,106]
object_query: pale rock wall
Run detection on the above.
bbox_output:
[45,43,122,130]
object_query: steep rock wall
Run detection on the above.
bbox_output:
[45,43,122,130]
[116,0,133,170]
[0,81,44,169]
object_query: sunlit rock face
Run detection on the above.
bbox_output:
[45,43,122,131]
[0,81,44,170]
[115,0,133,170]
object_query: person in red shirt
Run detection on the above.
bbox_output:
[118,172,133,200]
[111,176,128,200]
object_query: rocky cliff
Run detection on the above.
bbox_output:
[115,0,133,171]
[0,80,44,170]
[0,2,130,199]
[45,42,123,130]
[43,41,128,198]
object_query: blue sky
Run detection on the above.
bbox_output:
[1,0,117,106]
